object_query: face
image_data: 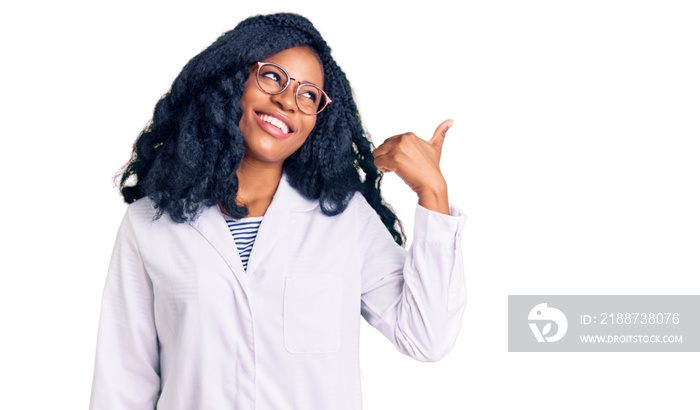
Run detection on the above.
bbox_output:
[238,46,324,167]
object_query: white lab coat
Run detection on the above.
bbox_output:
[90,173,467,410]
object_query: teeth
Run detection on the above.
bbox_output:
[258,114,290,134]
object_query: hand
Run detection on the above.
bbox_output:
[372,119,453,214]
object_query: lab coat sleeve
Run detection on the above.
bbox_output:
[90,206,161,409]
[359,200,467,362]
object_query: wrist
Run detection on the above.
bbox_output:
[416,183,449,215]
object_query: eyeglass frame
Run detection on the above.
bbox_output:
[254,61,332,115]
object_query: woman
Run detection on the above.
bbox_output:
[90,12,466,410]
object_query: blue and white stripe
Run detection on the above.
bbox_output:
[224,216,263,271]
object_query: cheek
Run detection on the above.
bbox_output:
[299,117,318,139]
[238,88,257,134]
[240,85,253,113]
[238,111,251,139]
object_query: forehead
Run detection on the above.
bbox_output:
[263,46,324,88]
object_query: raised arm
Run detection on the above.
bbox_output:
[359,198,466,362]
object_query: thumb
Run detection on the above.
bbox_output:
[429,119,454,153]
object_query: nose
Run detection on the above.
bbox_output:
[271,81,299,112]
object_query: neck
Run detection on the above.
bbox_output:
[234,157,283,217]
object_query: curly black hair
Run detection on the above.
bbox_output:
[119,13,405,246]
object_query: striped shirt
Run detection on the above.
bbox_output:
[223,215,263,271]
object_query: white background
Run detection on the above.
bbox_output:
[1,0,699,408]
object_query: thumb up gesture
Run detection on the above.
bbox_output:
[372,119,453,215]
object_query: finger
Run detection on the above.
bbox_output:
[428,119,454,153]
[371,138,400,158]
[373,155,395,173]
[371,146,388,159]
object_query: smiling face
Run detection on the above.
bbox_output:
[238,46,324,167]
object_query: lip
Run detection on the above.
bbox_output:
[254,110,295,139]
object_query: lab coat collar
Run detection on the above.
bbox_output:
[245,173,318,273]
[188,173,319,289]
[270,172,319,213]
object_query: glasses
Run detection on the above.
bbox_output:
[255,61,332,115]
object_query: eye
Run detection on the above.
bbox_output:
[299,87,319,103]
[260,70,283,85]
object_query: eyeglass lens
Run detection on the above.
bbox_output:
[257,64,327,115]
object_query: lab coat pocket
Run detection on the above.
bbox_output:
[283,275,343,354]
